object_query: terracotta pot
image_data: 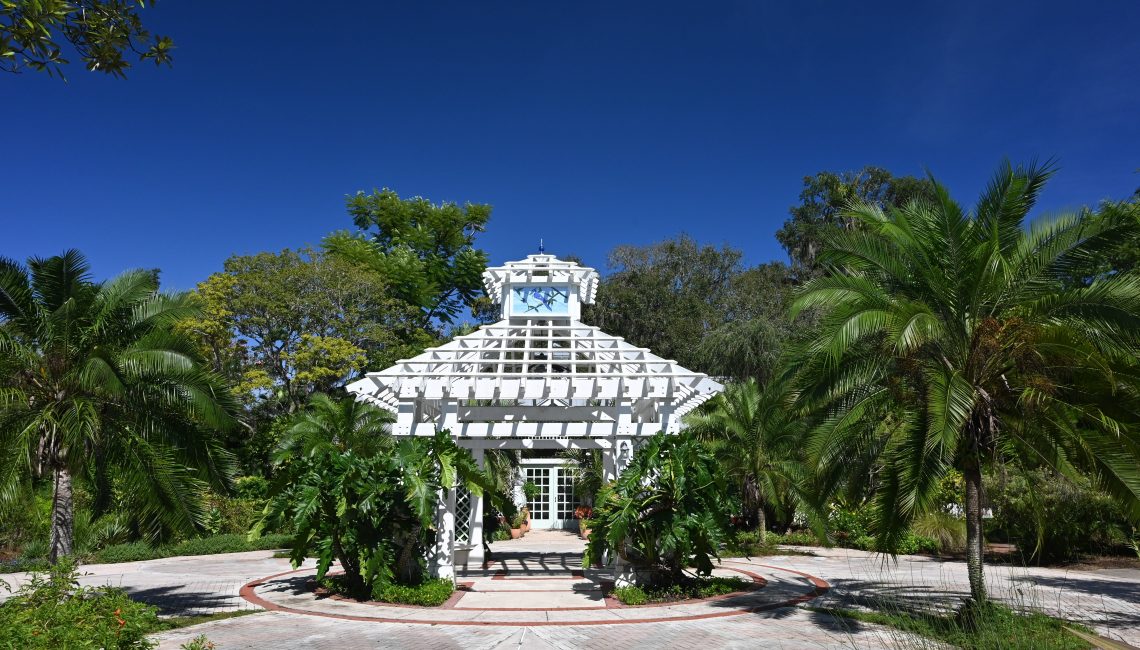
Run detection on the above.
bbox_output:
[510,528,522,539]
[523,521,530,532]
[579,528,591,540]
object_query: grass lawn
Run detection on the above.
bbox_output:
[810,602,1099,650]
[1,533,294,573]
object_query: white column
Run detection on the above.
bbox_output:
[602,446,618,483]
[467,448,485,570]
[431,487,456,581]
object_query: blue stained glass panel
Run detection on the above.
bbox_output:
[510,285,570,316]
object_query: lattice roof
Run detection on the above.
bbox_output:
[347,254,722,428]
[347,320,721,416]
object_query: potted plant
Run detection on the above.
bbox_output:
[575,506,594,539]
[520,505,531,532]
[510,511,526,539]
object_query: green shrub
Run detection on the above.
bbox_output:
[851,531,938,555]
[180,635,216,650]
[772,529,824,546]
[817,601,1093,650]
[912,510,967,553]
[371,578,454,606]
[234,476,269,500]
[988,469,1135,564]
[91,533,293,564]
[0,556,52,574]
[827,504,875,545]
[491,528,511,541]
[202,493,265,536]
[725,529,781,556]
[0,559,161,649]
[92,541,155,564]
[611,576,749,605]
[613,585,648,605]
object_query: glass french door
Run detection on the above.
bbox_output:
[524,466,578,529]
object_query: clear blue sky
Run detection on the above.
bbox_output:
[3,1,1138,290]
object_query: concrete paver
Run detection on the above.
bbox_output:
[4,530,1137,648]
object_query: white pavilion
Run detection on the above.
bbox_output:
[347,253,723,578]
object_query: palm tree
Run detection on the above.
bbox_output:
[0,250,239,561]
[686,378,806,543]
[791,161,1140,603]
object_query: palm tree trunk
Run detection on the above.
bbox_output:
[49,466,75,562]
[963,460,987,603]
[756,506,767,544]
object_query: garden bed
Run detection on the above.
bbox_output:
[316,574,457,607]
[608,575,755,606]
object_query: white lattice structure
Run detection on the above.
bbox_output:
[347,253,723,579]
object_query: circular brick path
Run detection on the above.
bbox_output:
[238,561,830,626]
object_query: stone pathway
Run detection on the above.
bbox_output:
[3,531,1138,648]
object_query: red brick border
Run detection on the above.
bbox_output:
[238,564,830,626]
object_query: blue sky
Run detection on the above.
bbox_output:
[3,1,1138,290]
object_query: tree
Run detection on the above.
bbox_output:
[1,1,173,78]
[776,166,936,276]
[584,431,732,587]
[1061,198,1139,287]
[255,394,487,595]
[324,188,491,328]
[685,378,807,542]
[183,248,422,417]
[792,161,1140,603]
[694,261,799,383]
[0,251,238,561]
[585,236,740,372]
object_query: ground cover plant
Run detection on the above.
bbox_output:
[611,575,750,605]
[811,601,1097,650]
[0,559,162,649]
[89,533,293,565]
[1,533,293,573]
[321,575,454,606]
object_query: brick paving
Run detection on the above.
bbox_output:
[4,533,1138,648]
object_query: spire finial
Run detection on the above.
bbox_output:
[538,238,545,253]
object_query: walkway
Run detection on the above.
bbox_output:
[3,532,1137,648]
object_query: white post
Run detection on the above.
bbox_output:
[432,487,457,581]
[467,448,485,571]
[602,438,618,483]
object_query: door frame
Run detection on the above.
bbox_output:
[519,458,578,530]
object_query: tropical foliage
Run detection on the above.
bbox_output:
[1,0,173,78]
[584,236,802,383]
[776,166,936,277]
[0,559,161,649]
[323,187,492,326]
[791,161,1140,601]
[253,394,488,597]
[0,251,239,561]
[686,378,808,542]
[584,431,732,586]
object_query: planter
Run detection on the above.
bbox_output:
[579,528,591,540]
[510,528,522,539]
[522,521,531,533]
